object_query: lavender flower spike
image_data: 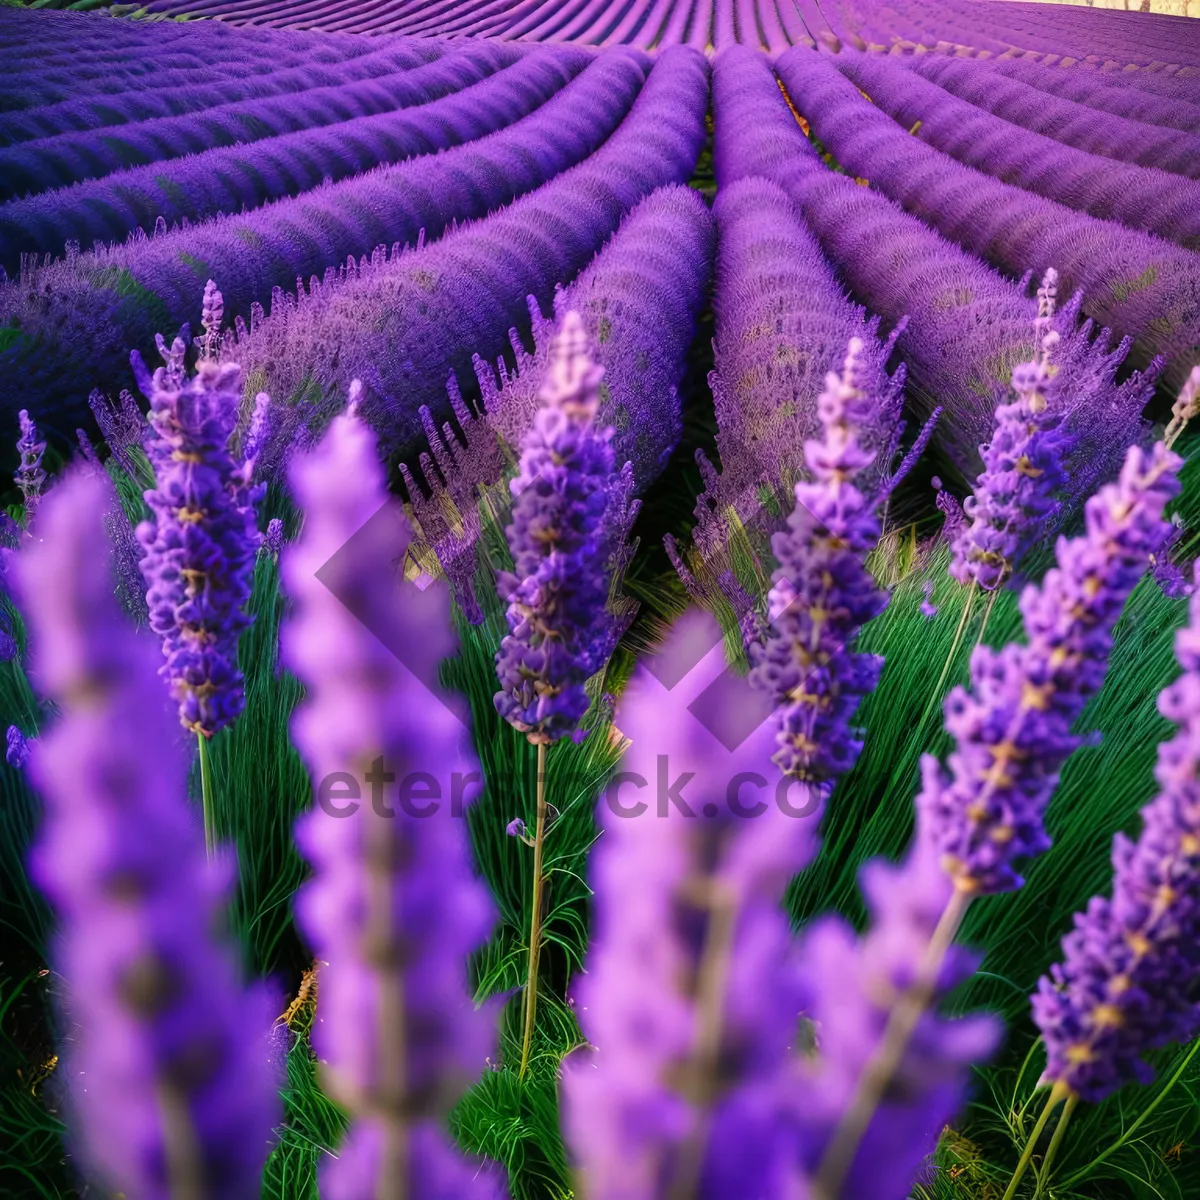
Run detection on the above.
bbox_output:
[200,279,224,360]
[15,409,46,520]
[921,441,1181,896]
[949,270,1070,592]
[1033,558,1200,1102]
[15,471,278,1198]
[283,408,500,1200]
[748,338,889,787]
[494,310,630,746]
[6,724,29,768]
[137,342,259,737]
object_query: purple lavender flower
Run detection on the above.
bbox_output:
[15,409,46,520]
[136,340,260,737]
[283,406,500,1200]
[561,610,822,1199]
[933,476,966,542]
[494,311,631,746]
[88,387,148,482]
[1032,560,1200,1102]
[200,278,224,360]
[6,724,29,768]
[949,271,1071,592]
[0,611,14,663]
[748,338,889,786]
[261,517,284,558]
[506,817,527,839]
[14,470,279,1199]
[920,442,1181,896]
[920,581,938,621]
[793,815,1001,1199]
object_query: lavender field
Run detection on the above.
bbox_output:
[2,1,1200,1198]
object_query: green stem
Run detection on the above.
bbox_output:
[1001,1082,1068,1200]
[1033,1092,1079,1199]
[975,588,1000,649]
[1059,1036,1200,1188]
[917,582,976,732]
[518,741,548,1080]
[197,731,215,859]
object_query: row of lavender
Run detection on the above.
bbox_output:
[10,270,1200,1197]
[5,22,1200,498]
[0,39,665,443]
[129,0,1200,64]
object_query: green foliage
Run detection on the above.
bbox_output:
[260,1025,349,1200]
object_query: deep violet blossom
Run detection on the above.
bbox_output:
[261,518,284,558]
[949,270,1071,592]
[920,442,1181,896]
[748,338,889,787]
[6,724,29,768]
[14,470,278,1199]
[494,311,633,745]
[136,334,260,737]
[1033,560,1200,1101]
[283,405,500,1200]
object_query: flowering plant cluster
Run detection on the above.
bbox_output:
[135,326,262,738]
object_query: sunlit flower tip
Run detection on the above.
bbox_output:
[920,581,938,621]
[15,409,47,518]
[749,337,889,785]
[493,311,628,746]
[6,725,29,769]
[506,817,527,838]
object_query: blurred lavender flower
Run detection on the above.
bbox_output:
[15,409,46,520]
[562,610,821,1200]
[1164,363,1200,450]
[6,724,29,768]
[795,817,1000,1199]
[136,338,260,737]
[748,337,889,787]
[494,311,633,746]
[15,470,278,1200]
[920,442,1181,896]
[283,406,500,1200]
[950,270,1070,592]
[1033,560,1200,1102]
